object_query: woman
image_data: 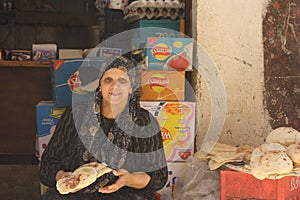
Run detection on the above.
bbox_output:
[40,56,168,200]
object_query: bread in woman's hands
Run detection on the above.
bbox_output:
[56,162,112,195]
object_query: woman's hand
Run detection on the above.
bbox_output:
[98,169,151,194]
[55,170,73,181]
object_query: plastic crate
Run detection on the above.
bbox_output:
[220,169,300,200]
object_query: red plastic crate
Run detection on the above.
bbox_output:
[220,169,300,200]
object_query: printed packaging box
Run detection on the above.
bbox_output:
[156,162,188,200]
[140,70,185,101]
[146,37,193,71]
[131,19,181,38]
[32,44,57,61]
[97,47,122,57]
[140,101,195,162]
[35,101,66,160]
[10,50,31,61]
[51,58,106,107]
[58,49,83,59]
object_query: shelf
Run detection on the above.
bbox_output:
[15,12,95,26]
[0,60,51,68]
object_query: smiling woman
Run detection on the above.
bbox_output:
[39,56,168,200]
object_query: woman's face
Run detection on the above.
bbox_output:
[100,68,132,106]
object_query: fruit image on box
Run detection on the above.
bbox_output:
[35,101,66,160]
[140,101,195,162]
[51,58,106,107]
[140,70,185,101]
[146,37,193,71]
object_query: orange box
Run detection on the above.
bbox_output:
[220,169,300,200]
[140,70,185,101]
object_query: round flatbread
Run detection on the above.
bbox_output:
[287,143,300,164]
[75,162,112,178]
[56,166,97,195]
[250,150,293,180]
[266,127,300,146]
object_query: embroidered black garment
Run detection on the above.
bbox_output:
[40,106,168,200]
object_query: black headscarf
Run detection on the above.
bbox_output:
[74,56,142,170]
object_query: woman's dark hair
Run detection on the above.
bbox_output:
[94,56,141,122]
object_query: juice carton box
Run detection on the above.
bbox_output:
[140,101,195,162]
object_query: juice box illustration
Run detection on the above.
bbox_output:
[145,37,193,71]
[140,101,195,162]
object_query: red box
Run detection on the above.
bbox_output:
[220,169,300,200]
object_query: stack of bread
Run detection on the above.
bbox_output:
[56,162,112,195]
[196,127,300,180]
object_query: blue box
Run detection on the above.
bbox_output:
[35,101,66,159]
[131,19,181,38]
[51,58,106,107]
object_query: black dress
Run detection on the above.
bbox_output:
[40,106,168,200]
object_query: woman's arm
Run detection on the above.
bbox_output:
[39,107,72,187]
[98,170,151,193]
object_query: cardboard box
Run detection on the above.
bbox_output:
[220,169,300,200]
[145,37,193,71]
[32,44,57,61]
[51,58,106,107]
[97,47,122,57]
[58,49,83,59]
[35,101,66,160]
[84,47,122,58]
[156,162,188,200]
[140,70,185,101]
[131,19,181,38]
[140,101,195,162]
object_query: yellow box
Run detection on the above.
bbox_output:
[140,70,185,101]
[140,101,195,162]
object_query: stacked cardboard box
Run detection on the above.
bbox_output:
[131,17,195,200]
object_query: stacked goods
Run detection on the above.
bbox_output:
[124,0,185,21]
[249,143,293,180]
[197,127,300,180]
[129,3,194,199]
[195,127,300,199]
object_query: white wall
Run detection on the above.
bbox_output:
[193,0,272,152]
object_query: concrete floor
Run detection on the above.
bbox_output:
[0,164,41,200]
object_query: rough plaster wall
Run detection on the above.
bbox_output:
[194,0,273,150]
